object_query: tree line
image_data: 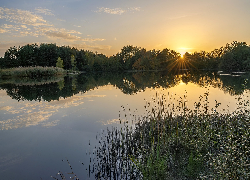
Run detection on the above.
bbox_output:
[0,41,250,72]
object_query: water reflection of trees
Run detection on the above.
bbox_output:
[182,72,250,95]
[1,71,250,101]
[0,76,80,101]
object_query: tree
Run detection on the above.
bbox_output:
[75,50,87,71]
[57,46,72,70]
[219,41,250,71]
[39,43,58,67]
[71,55,77,71]
[3,46,19,68]
[56,57,64,68]
[117,45,142,70]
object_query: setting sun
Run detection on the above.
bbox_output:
[180,52,185,58]
[177,48,193,58]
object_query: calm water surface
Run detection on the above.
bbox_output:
[0,72,249,179]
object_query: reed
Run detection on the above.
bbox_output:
[0,66,66,78]
[52,91,250,179]
[89,92,250,179]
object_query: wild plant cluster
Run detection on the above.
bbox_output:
[89,92,249,179]
[51,91,249,180]
[0,66,66,78]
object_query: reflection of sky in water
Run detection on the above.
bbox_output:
[0,90,107,130]
[0,83,250,179]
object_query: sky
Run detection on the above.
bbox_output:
[0,0,250,57]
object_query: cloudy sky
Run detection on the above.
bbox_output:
[0,0,250,57]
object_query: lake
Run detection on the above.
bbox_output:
[0,71,249,179]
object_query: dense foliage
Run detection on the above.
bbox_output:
[1,41,250,72]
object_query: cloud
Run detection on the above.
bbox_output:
[72,43,111,51]
[35,7,54,16]
[44,30,82,41]
[96,7,125,15]
[20,25,27,29]
[82,38,105,42]
[95,7,141,15]
[128,7,141,12]
[2,24,14,29]
[37,27,104,42]
[73,25,81,28]
[0,94,106,130]
[0,7,49,26]
[0,106,12,111]
[0,7,52,37]
[0,28,8,33]
[42,120,59,127]
[0,7,110,54]
[98,118,128,125]
[0,7,105,42]
[0,24,37,37]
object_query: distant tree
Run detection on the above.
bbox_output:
[132,58,143,70]
[39,43,58,67]
[75,50,87,71]
[56,57,64,68]
[71,55,77,70]
[243,57,250,70]
[133,50,157,70]
[0,57,4,68]
[84,51,95,71]
[219,41,250,71]
[3,46,19,68]
[108,55,122,71]
[57,46,72,70]
[17,44,41,67]
[117,45,142,70]
[156,48,173,70]
[2,41,250,73]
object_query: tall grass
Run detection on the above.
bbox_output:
[0,66,66,78]
[88,92,250,179]
[52,91,250,179]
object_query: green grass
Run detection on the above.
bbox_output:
[0,66,66,78]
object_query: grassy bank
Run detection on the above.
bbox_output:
[0,66,66,78]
